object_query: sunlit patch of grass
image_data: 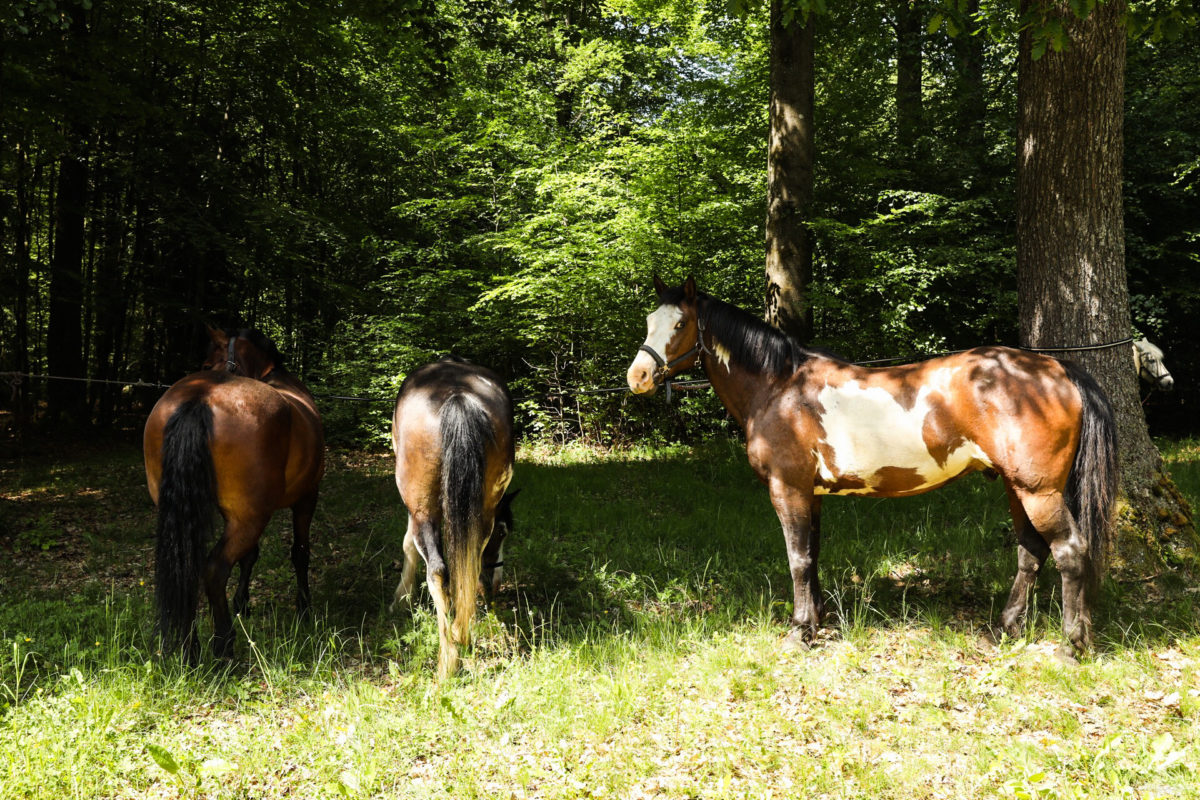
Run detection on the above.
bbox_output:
[2,439,1200,798]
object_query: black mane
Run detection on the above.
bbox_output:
[660,288,828,378]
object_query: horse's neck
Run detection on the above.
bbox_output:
[699,348,771,427]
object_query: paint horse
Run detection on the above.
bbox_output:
[392,356,516,678]
[1133,339,1174,392]
[627,277,1118,657]
[144,327,325,659]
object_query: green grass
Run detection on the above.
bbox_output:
[1,437,1198,798]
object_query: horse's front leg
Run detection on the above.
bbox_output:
[769,478,822,643]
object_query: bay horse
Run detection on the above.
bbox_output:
[143,326,325,659]
[391,356,516,678]
[627,277,1118,658]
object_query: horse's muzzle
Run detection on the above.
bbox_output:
[627,351,660,395]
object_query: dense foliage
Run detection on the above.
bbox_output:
[2,0,1197,444]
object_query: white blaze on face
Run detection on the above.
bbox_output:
[814,370,992,496]
[627,304,684,393]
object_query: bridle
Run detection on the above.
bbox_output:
[638,310,710,399]
[1138,357,1171,389]
[224,333,241,374]
[220,331,276,380]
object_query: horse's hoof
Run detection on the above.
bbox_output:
[982,624,1009,646]
[1053,645,1081,667]
[782,628,813,651]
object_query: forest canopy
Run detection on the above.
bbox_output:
[2,0,1197,445]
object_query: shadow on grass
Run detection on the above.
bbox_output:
[2,437,1199,692]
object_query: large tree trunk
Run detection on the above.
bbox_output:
[895,0,924,163]
[1017,0,1197,580]
[952,0,987,172]
[46,6,90,425]
[764,0,814,344]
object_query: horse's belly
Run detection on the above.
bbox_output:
[812,379,992,496]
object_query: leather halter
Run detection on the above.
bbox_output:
[225,333,241,374]
[639,313,709,400]
[224,331,277,380]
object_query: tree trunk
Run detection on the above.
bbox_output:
[46,5,91,425]
[1016,0,1197,579]
[764,0,814,344]
[952,0,987,171]
[895,0,924,163]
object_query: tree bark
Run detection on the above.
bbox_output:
[765,0,814,344]
[1017,0,1197,579]
[952,0,987,169]
[895,0,924,162]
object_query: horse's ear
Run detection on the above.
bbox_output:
[205,324,225,344]
[652,274,668,297]
[683,275,696,300]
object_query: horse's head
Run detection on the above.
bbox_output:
[481,489,520,600]
[627,275,703,395]
[1133,338,1174,391]
[203,325,283,380]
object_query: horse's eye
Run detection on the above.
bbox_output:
[675,321,686,330]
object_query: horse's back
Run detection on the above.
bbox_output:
[766,346,1084,497]
[392,360,514,515]
[146,371,311,516]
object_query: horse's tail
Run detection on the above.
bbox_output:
[155,398,216,655]
[439,392,492,672]
[1062,360,1120,588]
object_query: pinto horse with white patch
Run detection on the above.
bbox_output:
[627,277,1118,658]
[391,356,517,678]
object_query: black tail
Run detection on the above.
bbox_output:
[155,399,216,654]
[440,393,493,656]
[1061,360,1119,587]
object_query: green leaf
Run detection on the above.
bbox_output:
[147,744,180,775]
[927,13,944,34]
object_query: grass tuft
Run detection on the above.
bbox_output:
[1,439,1199,797]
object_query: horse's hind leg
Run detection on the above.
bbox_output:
[1014,490,1093,656]
[205,516,267,659]
[412,517,457,677]
[1000,487,1050,638]
[291,492,318,619]
[391,515,422,612]
[232,545,260,617]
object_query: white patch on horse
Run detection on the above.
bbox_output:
[628,304,685,387]
[712,340,733,371]
[644,305,683,356]
[814,373,992,496]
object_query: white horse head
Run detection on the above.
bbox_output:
[1133,339,1174,391]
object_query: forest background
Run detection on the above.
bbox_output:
[1,0,1198,447]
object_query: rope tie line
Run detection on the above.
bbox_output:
[0,336,1138,408]
[852,336,1136,366]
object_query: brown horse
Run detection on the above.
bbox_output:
[627,277,1118,658]
[144,327,325,659]
[391,356,516,678]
